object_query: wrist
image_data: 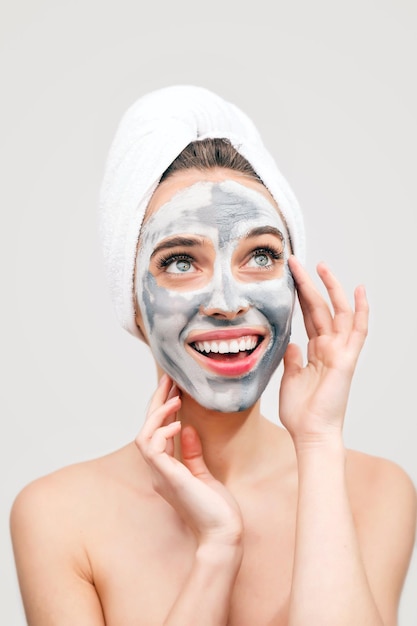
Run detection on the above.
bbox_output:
[294,435,348,489]
[196,538,243,569]
[197,517,244,550]
[293,431,346,457]
[198,524,243,549]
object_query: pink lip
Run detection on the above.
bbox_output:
[185,328,268,377]
[187,326,266,343]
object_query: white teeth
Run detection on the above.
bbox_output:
[238,338,246,351]
[245,337,257,350]
[192,335,260,355]
[230,340,239,353]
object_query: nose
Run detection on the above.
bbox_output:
[200,270,250,320]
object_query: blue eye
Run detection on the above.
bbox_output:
[163,256,196,274]
[245,245,284,270]
[253,253,270,267]
[176,259,191,272]
[247,250,276,269]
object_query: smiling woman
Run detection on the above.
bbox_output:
[10,86,416,626]
[136,174,293,411]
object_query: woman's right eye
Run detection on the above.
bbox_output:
[161,255,196,274]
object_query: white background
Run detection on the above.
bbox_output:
[1,1,416,623]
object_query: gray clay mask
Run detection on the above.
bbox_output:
[135,179,295,412]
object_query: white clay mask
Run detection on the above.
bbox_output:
[135,180,295,412]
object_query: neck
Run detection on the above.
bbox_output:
[175,391,277,485]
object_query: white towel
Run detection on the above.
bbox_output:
[99,85,305,339]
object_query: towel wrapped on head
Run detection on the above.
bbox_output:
[99,85,305,340]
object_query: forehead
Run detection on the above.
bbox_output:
[145,167,278,217]
[140,179,288,245]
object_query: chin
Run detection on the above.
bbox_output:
[183,372,270,414]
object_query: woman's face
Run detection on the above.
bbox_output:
[135,168,295,412]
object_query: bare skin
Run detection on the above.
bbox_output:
[10,170,417,626]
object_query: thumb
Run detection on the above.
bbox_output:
[181,425,213,482]
[283,343,303,377]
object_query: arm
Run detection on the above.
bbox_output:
[290,442,387,626]
[280,257,416,626]
[135,375,243,625]
[10,479,105,626]
[160,541,241,625]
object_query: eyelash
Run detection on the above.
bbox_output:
[251,246,283,259]
[156,253,195,270]
[155,246,284,271]
[248,246,283,265]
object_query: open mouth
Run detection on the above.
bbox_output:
[190,335,263,361]
[186,329,268,376]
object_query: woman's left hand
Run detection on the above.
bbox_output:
[279,256,369,447]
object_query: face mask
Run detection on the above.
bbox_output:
[135,179,295,412]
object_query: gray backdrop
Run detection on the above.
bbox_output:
[1,0,416,623]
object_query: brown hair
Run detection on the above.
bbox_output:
[159,138,264,185]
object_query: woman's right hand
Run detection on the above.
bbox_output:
[135,374,243,548]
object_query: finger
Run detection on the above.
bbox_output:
[316,263,354,335]
[167,382,180,401]
[289,256,333,338]
[147,420,182,458]
[347,285,369,353]
[282,343,303,377]
[162,383,181,429]
[181,425,213,483]
[146,373,173,418]
[163,387,180,455]
[139,396,181,444]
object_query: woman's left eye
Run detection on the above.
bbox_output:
[250,252,272,267]
[246,249,280,269]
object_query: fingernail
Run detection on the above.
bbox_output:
[158,373,169,386]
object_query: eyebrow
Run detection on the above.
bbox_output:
[150,236,202,258]
[150,227,284,259]
[244,226,284,241]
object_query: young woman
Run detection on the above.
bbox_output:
[11,86,416,626]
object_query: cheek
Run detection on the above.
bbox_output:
[140,272,202,335]
[248,274,295,324]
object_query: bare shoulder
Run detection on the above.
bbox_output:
[10,443,148,625]
[11,442,147,531]
[346,448,417,524]
[346,449,416,611]
[10,442,149,575]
